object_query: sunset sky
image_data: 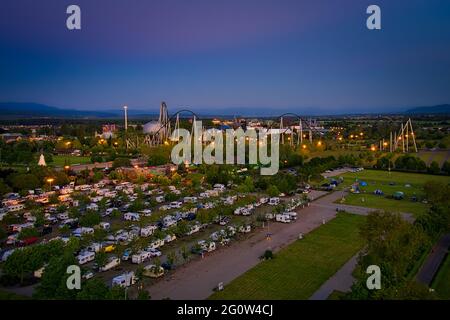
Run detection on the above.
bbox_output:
[1,0,449,115]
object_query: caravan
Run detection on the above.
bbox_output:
[77,251,95,265]
[112,271,136,287]
[99,256,121,272]
[131,251,152,264]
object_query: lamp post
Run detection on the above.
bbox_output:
[46,177,54,190]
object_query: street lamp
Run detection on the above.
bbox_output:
[46,177,54,190]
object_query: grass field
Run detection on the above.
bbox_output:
[337,170,450,217]
[0,290,30,300]
[209,213,366,300]
[51,155,92,166]
[432,254,450,299]
[417,151,449,166]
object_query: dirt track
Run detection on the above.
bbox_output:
[147,190,357,300]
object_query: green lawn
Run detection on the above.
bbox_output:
[0,290,30,300]
[51,155,92,166]
[337,170,450,217]
[209,213,366,300]
[432,254,450,299]
[417,151,449,166]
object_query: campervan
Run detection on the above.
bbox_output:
[57,213,69,220]
[239,225,252,233]
[198,240,216,252]
[140,225,157,237]
[286,212,297,220]
[124,212,140,221]
[87,242,103,253]
[269,197,280,206]
[164,234,176,243]
[140,209,152,217]
[186,224,200,236]
[183,196,198,203]
[170,201,183,209]
[148,239,165,250]
[276,214,291,223]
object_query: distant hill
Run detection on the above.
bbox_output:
[0,102,116,118]
[405,104,450,114]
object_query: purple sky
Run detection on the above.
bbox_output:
[1,0,450,115]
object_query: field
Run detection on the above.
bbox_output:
[432,254,450,299]
[51,155,92,166]
[417,150,449,166]
[209,213,366,300]
[337,170,450,217]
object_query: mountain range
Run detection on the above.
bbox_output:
[0,102,448,119]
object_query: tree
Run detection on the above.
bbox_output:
[79,211,101,227]
[112,157,131,168]
[9,173,40,191]
[137,290,150,300]
[267,185,280,197]
[427,161,441,175]
[0,178,12,196]
[34,254,78,299]
[18,227,39,240]
[95,251,108,268]
[442,161,450,175]
[77,278,110,300]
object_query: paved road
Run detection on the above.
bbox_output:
[416,233,450,285]
[147,190,376,300]
[309,252,360,300]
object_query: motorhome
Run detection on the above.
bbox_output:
[86,203,99,211]
[170,201,183,209]
[286,212,297,220]
[186,224,200,236]
[77,251,95,265]
[239,225,252,233]
[183,196,198,203]
[140,225,157,237]
[198,240,216,252]
[140,209,152,217]
[73,227,94,237]
[112,271,136,287]
[213,184,226,191]
[100,256,121,272]
[99,222,110,230]
[131,251,152,264]
[87,242,103,253]
[145,248,162,257]
[124,212,140,221]
[7,204,25,212]
[57,213,69,220]
[162,215,177,228]
[269,197,280,206]
[164,234,176,243]
[276,214,291,223]
[148,238,165,250]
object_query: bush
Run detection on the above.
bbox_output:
[260,249,274,260]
